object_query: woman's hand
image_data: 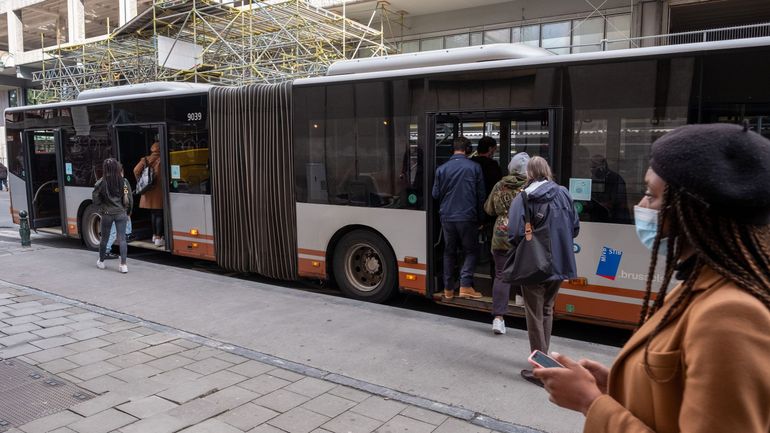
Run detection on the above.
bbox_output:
[579,359,609,394]
[533,353,604,415]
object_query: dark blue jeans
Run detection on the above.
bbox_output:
[442,221,479,289]
[99,212,128,264]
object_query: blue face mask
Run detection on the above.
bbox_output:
[634,206,667,255]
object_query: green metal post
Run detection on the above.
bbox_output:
[19,210,31,247]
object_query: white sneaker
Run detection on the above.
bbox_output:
[119,264,128,274]
[514,295,524,307]
[492,317,506,335]
[154,238,164,247]
[96,260,105,270]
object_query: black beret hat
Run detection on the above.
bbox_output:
[650,123,770,223]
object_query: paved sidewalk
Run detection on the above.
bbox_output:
[0,228,618,433]
[0,282,503,433]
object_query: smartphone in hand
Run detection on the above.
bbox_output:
[528,350,564,368]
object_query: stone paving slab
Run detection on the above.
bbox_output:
[0,284,513,433]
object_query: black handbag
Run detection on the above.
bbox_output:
[502,191,554,285]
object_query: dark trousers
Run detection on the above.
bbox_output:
[522,280,562,353]
[491,249,522,316]
[100,212,128,264]
[442,221,479,289]
[150,209,164,237]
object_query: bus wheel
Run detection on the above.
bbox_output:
[333,230,397,303]
[81,204,102,251]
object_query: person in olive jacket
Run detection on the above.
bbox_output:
[536,123,770,433]
[93,158,132,273]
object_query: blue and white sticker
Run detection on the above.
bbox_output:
[170,165,181,180]
[65,162,73,175]
[596,246,623,280]
[569,178,592,201]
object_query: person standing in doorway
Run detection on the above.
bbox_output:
[0,162,8,191]
[134,142,164,247]
[508,156,579,385]
[432,137,485,300]
[485,152,530,335]
[473,136,504,275]
[93,159,132,273]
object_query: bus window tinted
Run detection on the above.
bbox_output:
[294,80,422,209]
[168,126,209,194]
[62,127,114,187]
[6,130,24,178]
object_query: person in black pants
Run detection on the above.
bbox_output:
[93,159,132,273]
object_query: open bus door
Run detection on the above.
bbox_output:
[427,109,561,313]
[23,129,67,233]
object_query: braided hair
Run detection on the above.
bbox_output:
[102,158,123,199]
[639,185,770,381]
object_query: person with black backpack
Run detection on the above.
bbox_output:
[507,156,579,386]
[93,158,132,273]
[133,142,164,247]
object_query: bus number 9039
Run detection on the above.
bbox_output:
[187,112,203,121]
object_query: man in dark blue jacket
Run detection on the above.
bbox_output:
[432,137,485,300]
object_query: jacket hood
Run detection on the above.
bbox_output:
[500,173,527,190]
[525,180,560,202]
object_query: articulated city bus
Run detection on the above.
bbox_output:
[6,37,770,327]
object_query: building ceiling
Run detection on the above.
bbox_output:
[322,0,513,21]
[1,0,153,52]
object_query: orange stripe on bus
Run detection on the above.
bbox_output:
[561,282,649,300]
[298,258,326,278]
[398,272,426,295]
[173,240,215,257]
[298,248,325,256]
[172,230,214,241]
[174,248,216,261]
[398,261,426,270]
[555,294,641,325]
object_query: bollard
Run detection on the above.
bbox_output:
[19,210,31,247]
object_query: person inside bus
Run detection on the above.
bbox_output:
[473,136,504,274]
[507,156,579,386]
[432,136,484,300]
[485,152,530,335]
[93,158,132,273]
[587,154,631,223]
[0,162,8,191]
[533,123,770,433]
[134,142,164,247]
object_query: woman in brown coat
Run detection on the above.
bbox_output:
[535,123,770,433]
[133,142,164,246]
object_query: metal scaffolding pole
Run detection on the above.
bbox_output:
[30,0,394,103]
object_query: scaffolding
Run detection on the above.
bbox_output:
[30,0,394,102]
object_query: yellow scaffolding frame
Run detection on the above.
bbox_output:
[30,0,394,102]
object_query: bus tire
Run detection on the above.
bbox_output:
[81,204,102,251]
[333,230,398,303]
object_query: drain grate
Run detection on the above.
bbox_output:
[0,359,95,431]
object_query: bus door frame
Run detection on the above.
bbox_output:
[113,122,171,252]
[22,128,68,232]
[425,108,563,297]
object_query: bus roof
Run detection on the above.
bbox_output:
[294,36,770,86]
[6,37,770,113]
[5,82,212,113]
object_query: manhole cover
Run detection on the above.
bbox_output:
[0,359,95,431]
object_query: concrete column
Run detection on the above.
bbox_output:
[7,10,24,56]
[119,0,138,26]
[67,0,85,43]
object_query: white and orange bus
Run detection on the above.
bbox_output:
[6,37,770,327]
